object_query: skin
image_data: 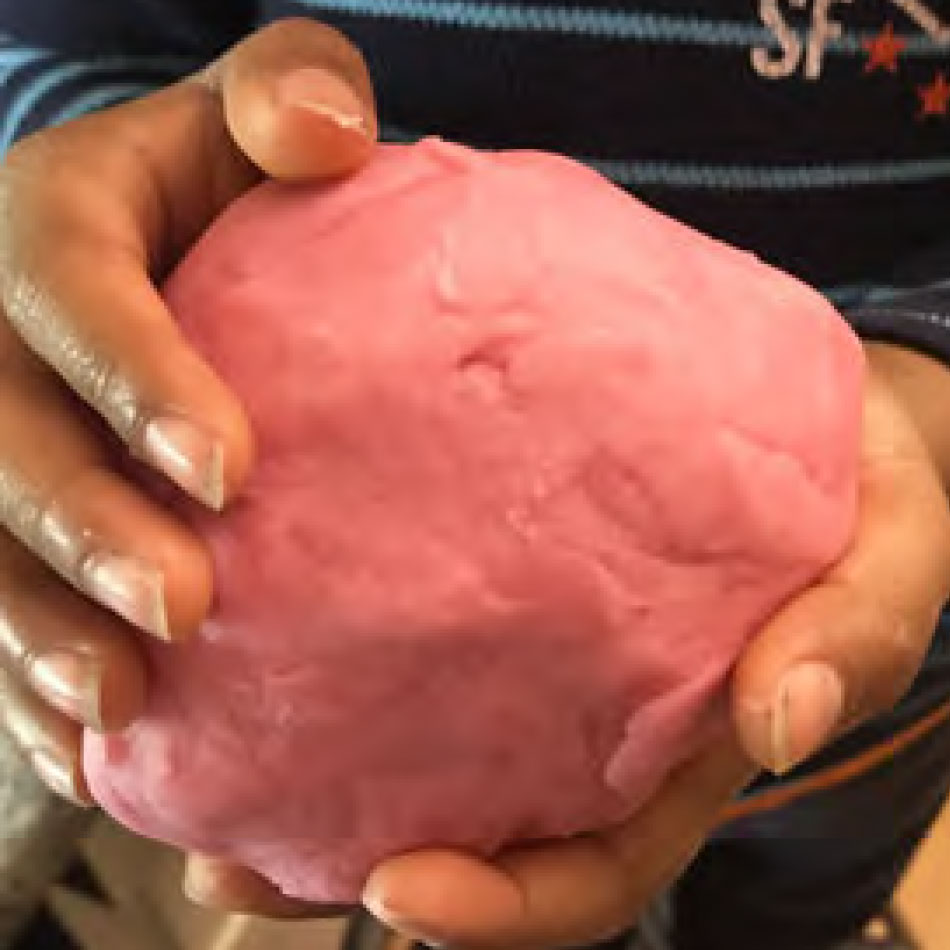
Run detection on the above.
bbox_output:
[0,17,949,950]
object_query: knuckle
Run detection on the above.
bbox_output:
[0,130,81,235]
[858,601,928,713]
[885,613,926,682]
[0,464,52,556]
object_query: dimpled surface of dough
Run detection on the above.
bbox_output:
[83,139,864,902]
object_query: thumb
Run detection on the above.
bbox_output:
[732,374,950,775]
[207,17,377,181]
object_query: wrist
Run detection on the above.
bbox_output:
[864,342,950,493]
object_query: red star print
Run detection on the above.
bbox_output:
[918,71,950,119]
[862,22,906,73]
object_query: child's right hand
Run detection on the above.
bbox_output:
[0,17,377,804]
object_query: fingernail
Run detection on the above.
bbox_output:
[142,415,225,510]
[769,662,844,774]
[81,551,169,640]
[30,747,90,807]
[28,652,102,729]
[277,67,370,137]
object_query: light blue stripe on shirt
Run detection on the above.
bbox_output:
[381,125,950,190]
[0,45,52,89]
[0,51,196,151]
[823,283,882,307]
[588,156,950,190]
[298,0,947,55]
[870,277,950,300]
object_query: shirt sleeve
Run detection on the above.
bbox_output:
[0,0,254,153]
[844,244,950,368]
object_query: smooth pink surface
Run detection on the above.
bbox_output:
[83,139,864,902]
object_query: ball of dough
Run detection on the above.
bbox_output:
[83,139,863,902]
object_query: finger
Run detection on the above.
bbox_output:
[0,357,212,641]
[211,17,377,181]
[863,342,950,491]
[1,167,254,510]
[182,855,352,919]
[733,373,950,775]
[363,736,752,950]
[0,664,91,806]
[0,526,146,731]
[0,17,377,508]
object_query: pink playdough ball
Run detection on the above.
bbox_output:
[83,138,863,902]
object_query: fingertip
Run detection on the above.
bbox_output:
[272,66,377,179]
[83,521,210,647]
[226,72,376,182]
[182,854,228,906]
[220,20,378,182]
[363,851,524,946]
[736,655,847,775]
[95,647,147,732]
[139,505,215,645]
[223,404,257,507]
[182,854,262,908]
[138,396,256,514]
[731,649,785,774]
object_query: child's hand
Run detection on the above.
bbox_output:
[0,18,376,802]
[733,345,950,776]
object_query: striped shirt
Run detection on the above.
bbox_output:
[4,3,950,309]
[3,1,950,795]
